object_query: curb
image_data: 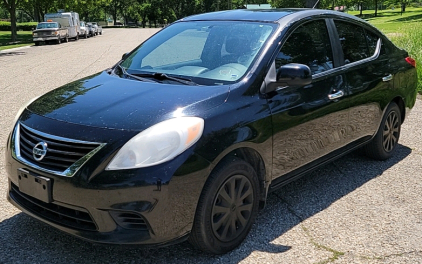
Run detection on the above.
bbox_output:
[0,45,32,53]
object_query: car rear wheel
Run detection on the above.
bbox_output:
[189,157,259,254]
[364,102,401,160]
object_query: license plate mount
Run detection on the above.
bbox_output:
[18,168,52,203]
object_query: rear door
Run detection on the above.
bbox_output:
[268,19,353,183]
[332,19,391,142]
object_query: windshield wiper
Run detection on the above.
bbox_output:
[130,72,198,86]
[116,65,157,83]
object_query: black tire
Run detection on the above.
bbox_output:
[99,31,102,35]
[75,34,79,41]
[84,33,88,39]
[364,102,401,160]
[56,37,61,44]
[34,42,40,46]
[65,36,68,43]
[189,157,260,254]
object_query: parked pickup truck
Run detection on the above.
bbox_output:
[33,22,69,45]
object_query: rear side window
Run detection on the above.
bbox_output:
[365,29,379,55]
[276,20,334,75]
[334,21,381,64]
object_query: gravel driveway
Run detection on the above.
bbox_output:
[1,28,421,264]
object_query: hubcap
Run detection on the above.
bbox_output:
[211,175,254,242]
[383,111,399,152]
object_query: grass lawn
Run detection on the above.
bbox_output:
[348,7,422,34]
[0,31,33,51]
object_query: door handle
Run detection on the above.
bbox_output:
[328,90,344,100]
[382,74,393,82]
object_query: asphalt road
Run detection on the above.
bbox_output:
[1,28,421,264]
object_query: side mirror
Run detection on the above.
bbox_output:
[122,53,129,60]
[276,63,312,87]
[263,63,312,94]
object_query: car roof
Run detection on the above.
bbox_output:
[181,8,367,24]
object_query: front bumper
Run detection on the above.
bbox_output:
[33,36,59,42]
[5,116,210,246]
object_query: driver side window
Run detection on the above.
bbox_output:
[276,20,334,75]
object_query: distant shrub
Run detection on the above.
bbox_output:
[0,21,9,31]
[0,22,38,31]
[410,2,422,8]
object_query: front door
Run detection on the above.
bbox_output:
[268,19,353,182]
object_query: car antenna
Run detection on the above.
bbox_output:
[312,0,320,8]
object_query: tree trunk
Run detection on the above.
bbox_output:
[2,0,19,41]
[359,2,363,16]
[374,0,378,16]
[7,0,18,42]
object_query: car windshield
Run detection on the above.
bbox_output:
[120,21,276,85]
[36,23,58,29]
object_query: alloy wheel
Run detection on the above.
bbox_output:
[383,110,399,152]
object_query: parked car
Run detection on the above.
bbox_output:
[89,22,102,35]
[6,9,418,254]
[32,22,68,45]
[86,23,96,37]
[79,21,89,38]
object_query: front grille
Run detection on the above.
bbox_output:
[109,211,149,230]
[16,123,103,175]
[10,183,97,231]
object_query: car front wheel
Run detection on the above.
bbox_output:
[364,102,401,160]
[189,157,260,254]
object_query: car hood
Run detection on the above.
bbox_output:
[26,71,230,131]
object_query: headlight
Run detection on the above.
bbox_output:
[53,31,58,35]
[33,32,38,37]
[12,95,42,129]
[106,117,204,170]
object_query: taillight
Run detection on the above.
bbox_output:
[405,57,416,67]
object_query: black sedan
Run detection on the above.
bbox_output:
[5,9,418,254]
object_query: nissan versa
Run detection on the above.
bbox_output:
[5,9,418,254]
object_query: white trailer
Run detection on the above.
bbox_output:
[44,12,80,40]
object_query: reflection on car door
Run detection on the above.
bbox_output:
[268,19,353,185]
